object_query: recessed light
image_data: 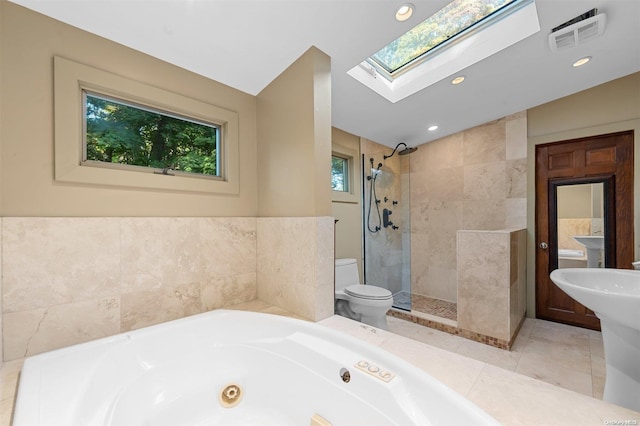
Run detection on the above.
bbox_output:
[395,3,414,22]
[451,75,465,85]
[572,56,591,67]
[428,125,439,131]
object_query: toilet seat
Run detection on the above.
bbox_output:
[344,284,392,300]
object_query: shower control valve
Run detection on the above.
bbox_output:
[383,208,393,228]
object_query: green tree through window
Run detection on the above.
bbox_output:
[85,93,219,176]
[371,0,518,74]
[332,155,348,192]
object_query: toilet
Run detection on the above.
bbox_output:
[334,258,394,330]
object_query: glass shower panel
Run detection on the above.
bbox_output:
[362,149,412,311]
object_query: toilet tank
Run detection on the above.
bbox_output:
[335,258,360,291]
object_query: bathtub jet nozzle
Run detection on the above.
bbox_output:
[219,383,243,408]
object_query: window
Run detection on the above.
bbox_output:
[331,145,359,203]
[369,0,521,79]
[331,155,349,192]
[54,56,239,194]
[84,92,220,178]
[347,0,539,102]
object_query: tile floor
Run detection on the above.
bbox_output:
[387,315,605,399]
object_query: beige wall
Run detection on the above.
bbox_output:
[0,1,258,217]
[255,47,334,320]
[526,72,640,317]
[557,185,595,219]
[331,127,363,278]
[256,47,332,217]
[0,3,336,360]
[0,4,3,367]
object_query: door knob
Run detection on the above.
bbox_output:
[539,242,549,250]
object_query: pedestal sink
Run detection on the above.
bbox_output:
[573,235,604,268]
[550,268,640,411]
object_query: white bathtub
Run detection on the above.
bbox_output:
[14,310,498,425]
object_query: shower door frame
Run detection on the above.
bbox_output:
[361,152,412,311]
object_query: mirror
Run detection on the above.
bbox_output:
[554,181,609,269]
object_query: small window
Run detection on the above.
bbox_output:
[331,145,359,204]
[331,155,349,192]
[84,92,220,179]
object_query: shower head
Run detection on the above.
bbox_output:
[383,142,418,159]
[399,146,418,155]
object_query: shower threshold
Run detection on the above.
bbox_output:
[392,291,457,322]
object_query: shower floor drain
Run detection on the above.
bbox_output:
[219,383,243,408]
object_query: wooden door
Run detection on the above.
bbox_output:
[535,131,634,330]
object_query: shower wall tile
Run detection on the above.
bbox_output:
[412,200,462,273]
[463,119,506,166]
[506,112,527,160]
[423,166,464,202]
[462,199,506,230]
[408,112,527,312]
[425,266,458,303]
[418,132,464,170]
[506,158,528,198]
[457,229,527,344]
[463,162,506,201]
[511,229,528,338]
[1,216,260,360]
[505,198,527,229]
[457,231,511,341]
[410,233,430,294]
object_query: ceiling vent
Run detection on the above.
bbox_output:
[548,9,606,52]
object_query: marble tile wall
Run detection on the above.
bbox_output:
[457,229,527,344]
[256,217,334,321]
[410,112,527,303]
[1,217,259,360]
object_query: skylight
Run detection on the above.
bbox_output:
[348,0,540,102]
[370,0,519,77]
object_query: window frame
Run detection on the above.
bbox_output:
[331,144,359,204]
[331,153,350,193]
[368,0,525,81]
[346,0,539,103]
[82,91,222,180]
[54,56,239,194]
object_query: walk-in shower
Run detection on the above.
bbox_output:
[363,142,416,311]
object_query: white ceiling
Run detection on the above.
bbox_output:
[9,0,640,148]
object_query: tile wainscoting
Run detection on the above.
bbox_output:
[1,216,334,361]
